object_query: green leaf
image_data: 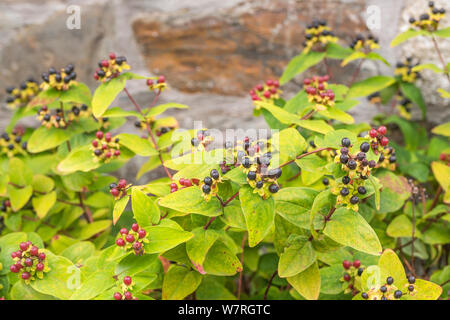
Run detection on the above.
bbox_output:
[271,128,306,164]
[32,191,57,219]
[8,157,33,186]
[400,82,426,119]
[390,29,426,47]
[309,189,334,238]
[347,76,396,99]
[320,265,344,294]
[102,107,143,120]
[112,196,129,225]
[196,277,236,300]
[278,240,316,278]
[323,208,382,255]
[10,281,57,300]
[365,52,390,66]
[147,103,189,117]
[57,146,100,174]
[70,271,115,300]
[131,187,160,227]
[71,220,112,240]
[203,241,242,276]
[386,214,421,238]
[341,51,367,66]
[378,249,407,289]
[296,120,334,134]
[162,266,202,300]
[323,129,358,149]
[413,279,443,300]
[7,185,33,212]
[368,175,381,210]
[287,261,321,300]
[186,228,220,274]
[412,63,443,74]
[92,77,126,118]
[319,108,354,124]
[27,126,73,153]
[144,224,193,254]
[60,83,92,106]
[158,187,222,217]
[115,253,159,277]
[116,133,158,157]
[240,185,275,247]
[31,175,55,193]
[326,42,353,59]
[434,26,450,38]
[432,122,450,137]
[61,241,96,264]
[280,51,326,85]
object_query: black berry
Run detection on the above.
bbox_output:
[256,181,263,189]
[350,195,359,204]
[269,184,279,193]
[322,178,329,185]
[407,276,415,284]
[342,176,350,184]
[394,290,402,299]
[357,186,366,194]
[386,276,394,285]
[360,142,370,153]
[247,171,257,180]
[203,177,213,186]
[268,168,282,179]
[361,292,369,299]
[347,160,357,170]
[202,184,211,194]
[340,188,349,197]
[210,169,220,180]
[341,138,351,147]
[340,154,349,164]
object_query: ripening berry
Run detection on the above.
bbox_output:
[116,238,125,247]
[118,179,127,189]
[126,234,135,243]
[343,273,351,281]
[105,132,112,142]
[38,253,46,261]
[124,291,133,300]
[114,292,122,300]
[36,263,44,271]
[131,223,139,232]
[342,260,351,269]
[157,76,165,84]
[123,276,132,286]
[440,153,446,161]
[111,188,120,197]
[92,140,99,148]
[380,137,389,146]
[369,128,378,138]
[120,228,129,235]
[21,272,31,280]
[377,126,387,135]
[10,264,19,273]
[132,242,142,251]
[20,242,29,251]
[96,131,104,140]
[184,180,193,187]
[170,183,177,189]
[114,150,121,156]
[25,258,33,267]
[353,260,361,268]
[109,52,116,60]
[138,229,146,239]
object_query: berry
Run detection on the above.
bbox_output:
[105,132,112,142]
[191,138,199,147]
[202,184,211,194]
[360,142,370,153]
[124,291,133,300]
[19,242,29,251]
[204,176,213,186]
[369,128,378,138]
[380,286,387,293]
[408,276,415,284]
[126,234,135,243]
[381,296,388,300]
[340,154,349,164]
[114,292,122,300]
[10,264,19,273]
[322,178,329,185]
[340,188,349,197]
[101,60,109,68]
[342,260,351,269]
[38,253,46,261]
[25,258,33,267]
[361,292,369,299]
[247,171,257,180]
[116,238,125,247]
[353,260,361,268]
[269,184,279,193]
[120,228,129,235]
[389,155,396,163]
[21,272,31,280]
[96,131,104,139]
[92,140,99,148]
[377,126,387,135]
[340,147,349,154]
[386,276,394,285]
[350,196,359,204]
[342,176,350,184]
[117,179,127,189]
[111,188,120,197]
[36,263,44,271]
[347,160,357,170]
[268,168,282,179]
[109,52,116,60]
[242,157,251,168]
[184,180,193,187]
[357,186,367,195]
[157,76,165,84]
[358,268,364,276]
[210,169,220,180]
[256,181,264,189]
[341,137,351,147]
[11,252,17,259]
[132,242,142,251]
[368,160,376,168]
[170,183,177,189]
[138,229,146,239]
[408,285,414,292]
[343,273,351,281]
[123,276,132,286]
[380,137,389,146]
[394,290,402,299]
[131,223,139,232]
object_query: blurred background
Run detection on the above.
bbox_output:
[0,0,448,180]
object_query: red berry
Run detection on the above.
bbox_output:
[266,79,274,86]
[94,73,99,80]
[318,83,324,90]
[440,153,446,161]
[146,79,154,86]
[377,126,387,135]
[184,180,192,187]
[15,263,23,270]
[179,178,185,186]
[263,91,271,99]
[25,258,33,267]
[105,151,112,158]
[343,260,351,269]
[38,253,46,261]
[118,179,127,189]
[256,84,263,91]
[369,128,378,138]
[114,150,121,156]
[380,137,389,146]
[111,188,120,197]
[21,272,31,280]
[353,260,361,268]
[131,223,139,232]
[157,76,165,83]
[273,80,280,88]
[124,291,133,300]
[16,251,22,258]
[36,263,44,271]
[126,234,135,243]
[120,228,129,235]
[102,144,107,150]
[96,131,104,139]
[270,87,277,94]
[170,183,177,189]
[132,242,141,250]
[322,75,330,81]
[4,200,10,207]
[116,238,125,247]
[123,276,132,286]
[92,140,98,148]
[101,60,109,68]
[327,92,335,100]
[344,273,351,281]
[11,252,17,259]
[109,52,116,60]
[304,78,311,85]
[138,229,146,239]
[10,265,19,273]
[105,132,112,142]
[114,292,122,300]
[170,188,177,193]
[19,242,29,251]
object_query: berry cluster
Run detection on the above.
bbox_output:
[109,179,129,199]
[114,276,137,300]
[394,57,420,83]
[115,223,148,256]
[170,178,200,193]
[366,126,389,154]
[0,131,27,158]
[303,19,338,53]
[146,76,167,93]
[200,169,222,201]
[91,131,121,163]
[349,33,379,51]
[9,241,50,284]
[5,78,39,109]
[341,260,365,294]
[94,53,130,82]
[249,79,281,104]
[41,64,77,91]
[367,91,381,105]
[191,129,214,152]
[361,276,416,300]
[0,199,11,214]
[409,2,446,32]
[332,138,375,210]
[36,106,67,129]
[303,75,335,111]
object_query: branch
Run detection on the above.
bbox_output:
[78,192,93,223]
[263,270,278,300]
[431,35,450,83]
[223,191,239,206]
[279,147,331,168]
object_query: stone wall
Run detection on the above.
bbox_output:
[0,0,448,180]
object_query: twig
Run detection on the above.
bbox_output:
[264,270,278,300]
[223,191,239,206]
[78,192,93,223]
[287,170,302,181]
[300,110,316,120]
[411,197,416,275]
[348,60,364,87]
[431,35,450,83]
[203,217,216,230]
[279,147,331,168]
[325,206,336,221]
[429,186,442,212]
[323,57,333,80]
[237,233,247,300]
